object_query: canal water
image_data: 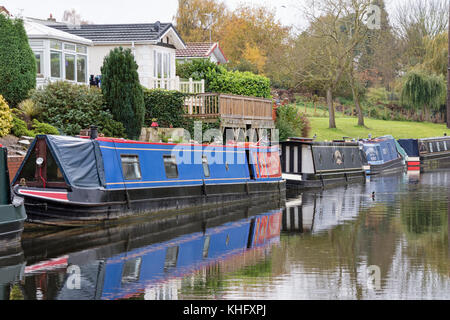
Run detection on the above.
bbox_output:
[0,171,449,300]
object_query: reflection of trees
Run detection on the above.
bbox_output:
[398,188,449,277]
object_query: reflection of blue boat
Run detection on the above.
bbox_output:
[0,145,26,243]
[398,137,450,172]
[20,205,282,300]
[12,135,285,226]
[361,137,405,175]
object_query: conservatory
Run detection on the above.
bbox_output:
[23,19,93,87]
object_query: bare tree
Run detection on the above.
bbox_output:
[296,0,373,129]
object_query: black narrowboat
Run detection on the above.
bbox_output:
[280,138,366,190]
[12,135,285,226]
[398,136,450,172]
[0,145,26,244]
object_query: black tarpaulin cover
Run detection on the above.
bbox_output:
[46,135,104,188]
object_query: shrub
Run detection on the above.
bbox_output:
[101,47,145,139]
[0,15,36,107]
[30,81,121,137]
[208,70,271,98]
[100,118,126,138]
[366,87,390,107]
[176,59,271,98]
[276,105,310,142]
[0,95,13,137]
[32,119,59,135]
[143,89,188,128]
[11,116,34,137]
[18,99,40,120]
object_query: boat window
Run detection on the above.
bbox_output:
[164,246,179,272]
[202,156,210,177]
[436,142,441,152]
[163,155,179,179]
[121,155,142,180]
[429,143,433,153]
[121,257,142,283]
[202,235,211,258]
[445,141,448,151]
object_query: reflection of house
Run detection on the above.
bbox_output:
[176,42,228,65]
[23,19,92,87]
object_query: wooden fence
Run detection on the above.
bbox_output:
[184,93,273,120]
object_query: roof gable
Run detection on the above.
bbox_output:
[176,42,228,63]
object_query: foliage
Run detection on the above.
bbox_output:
[208,70,271,98]
[30,81,124,137]
[11,116,34,137]
[276,105,310,141]
[0,15,36,107]
[420,32,448,76]
[0,95,13,137]
[18,99,40,120]
[31,119,60,135]
[401,70,446,111]
[177,59,271,98]
[101,47,145,139]
[366,87,390,106]
[143,89,188,128]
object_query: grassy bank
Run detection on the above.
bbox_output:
[308,117,449,141]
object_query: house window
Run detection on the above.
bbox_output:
[35,52,44,77]
[51,51,62,78]
[65,54,76,81]
[121,155,142,180]
[50,40,62,50]
[77,55,87,83]
[163,155,179,179]
[64,43,76,51]
[202,156,210,177]
[154,50,172,78]
[76,45,87,54]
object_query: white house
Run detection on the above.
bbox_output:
[47,22,204,92]
[176,42,228,65]
[23,19,93,87]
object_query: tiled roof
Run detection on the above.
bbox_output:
[176,42,216,58]
[50,23,175,43]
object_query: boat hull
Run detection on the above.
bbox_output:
[0,204,27,245]
[367,157,405,175]
[420,152,450,172]
[283,170,365,191]
[18,180,286,227]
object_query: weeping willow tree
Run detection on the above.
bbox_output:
[401,70,446,121]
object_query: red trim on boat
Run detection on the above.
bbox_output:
[18,189,69,202]
[407,161,421,166]
[408,166,420,171]
[25,256,69,273]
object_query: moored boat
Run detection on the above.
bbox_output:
[0,145,26,245]
[12,135,285,226]
[280,137,366,190]
[361,136,405,175]
[398,136,450,172]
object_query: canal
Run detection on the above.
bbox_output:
[0,171,449,300]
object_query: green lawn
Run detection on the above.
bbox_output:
[308,117,450,141]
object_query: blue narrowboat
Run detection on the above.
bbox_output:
[0,145,26,244]
[280,138,367,190]
[21,207,281,300]
[361,136,405,175]
[398,136,450,172]
[11,135,285,226]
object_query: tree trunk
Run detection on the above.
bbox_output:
[327,88,336,129]
[351,86,364,127]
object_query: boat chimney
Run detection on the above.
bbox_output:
[90,125,98,139]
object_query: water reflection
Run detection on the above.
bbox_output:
[0,171,449,299]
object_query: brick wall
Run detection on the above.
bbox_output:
[7,156,24,182]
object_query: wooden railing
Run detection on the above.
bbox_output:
[184,93,273,120]
[148,77,205,94]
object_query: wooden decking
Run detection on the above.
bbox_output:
[184,93,273,121]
